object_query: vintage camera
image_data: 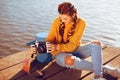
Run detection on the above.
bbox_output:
[35,41,50,53]
[27,40,50,53]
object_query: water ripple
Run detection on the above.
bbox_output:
[0,0,120,58]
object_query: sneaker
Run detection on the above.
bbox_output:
[92,77,106,80]
[103,65,120,78]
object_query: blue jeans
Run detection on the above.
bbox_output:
[55,43,103,76]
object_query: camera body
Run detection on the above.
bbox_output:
[35,41,50,53]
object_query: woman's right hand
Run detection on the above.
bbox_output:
[30,44,37,54]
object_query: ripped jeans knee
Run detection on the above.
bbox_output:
[55,53,77,68]
[64,55,75,66]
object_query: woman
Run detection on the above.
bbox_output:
[45,2,105,80]
[32,2,120,80]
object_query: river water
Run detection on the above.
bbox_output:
[0,0,120,58]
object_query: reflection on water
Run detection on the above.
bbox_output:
[0,0,120,58]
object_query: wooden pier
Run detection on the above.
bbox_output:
[0,46,120,80]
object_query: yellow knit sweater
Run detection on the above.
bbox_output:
[45,17,86,56]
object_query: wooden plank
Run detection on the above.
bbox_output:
[0,46,120,80]
[0,52,67,80]
[8,60,46,80]
[10,60,81,80]
[45,68,81,80]
[0,63,22,80]
[103,56,120,80]
[0,49,32,70]
[0,50,31,80]
[0,57,64,80]
[82,56,120,80]
[13,62,66,80]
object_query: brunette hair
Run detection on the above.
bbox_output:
[58,2,77,16]
[58,2,78,43]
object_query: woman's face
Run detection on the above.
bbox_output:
[59,14,73,24]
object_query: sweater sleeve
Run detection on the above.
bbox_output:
[45,18,58,42]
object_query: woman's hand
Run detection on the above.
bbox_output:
[30,44,37,54]
[46,43,59,53]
